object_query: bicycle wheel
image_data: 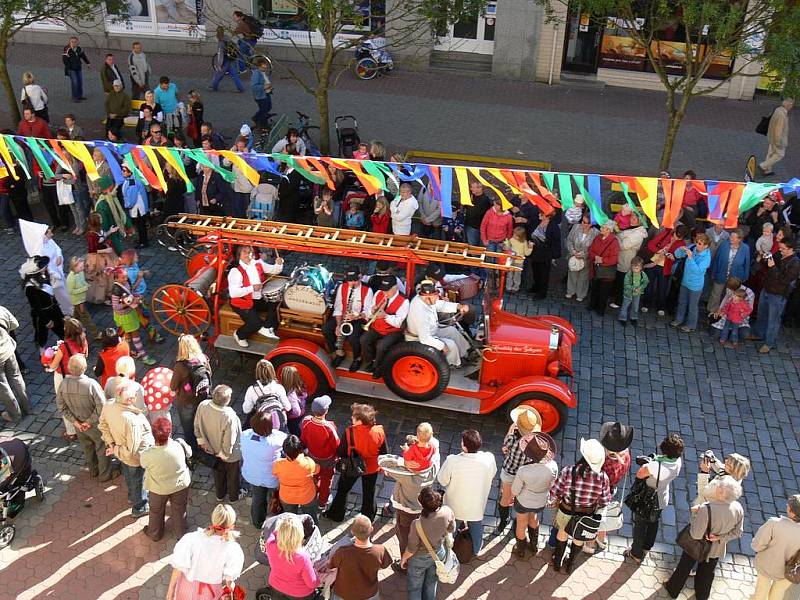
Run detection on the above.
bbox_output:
[356,57,379,80]
[251,54,272,76]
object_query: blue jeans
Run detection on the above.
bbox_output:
[407,546,445,600]
[250,485,275,528]
[121,463,148,511]
[675,285,702,329]
[719,319,740,343]
[253,96,272,127]
[467,520,484,555]
[175,402,199,456]
[753,291,788,347]
[465,226,481,246]
[619,295,640,322]
[211,60,244,92]
[67,69,83,99]
[237,38,256,72]
[282,498,319,525]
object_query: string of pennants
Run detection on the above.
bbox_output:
[0,134,796,230]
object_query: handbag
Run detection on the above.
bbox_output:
[676,504,713,562]
[624,462,662,523]
[269,493,284,516]
[336,427,365,479]
[564,465,603,542]
[452,521,474,564]
[756,115,770,136]
[415,520,460,584]
[218,582,246,600]
[56,180,76,206]
[600,473,628,532]
[568,256,585,272]
[785,547,800,584]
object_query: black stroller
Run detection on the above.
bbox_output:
[0,437,44,548]
[334,115,360,158]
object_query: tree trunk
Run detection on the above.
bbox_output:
[659,88,691,173]
[0,39,20,126]
[316,87,331,155]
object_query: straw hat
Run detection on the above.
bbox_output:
[509,406,542,435]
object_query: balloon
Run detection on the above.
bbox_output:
[141,367,175,412]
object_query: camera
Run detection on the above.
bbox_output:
[635,453,655,466]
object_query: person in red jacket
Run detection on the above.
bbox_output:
[642,223,689,316]
[300,395,339,509]
[324,403,387,522]
[17,107,52,138]
[0,173,15,232]
[370,196,390,233]
[588,222,620,315]
[480,198,513,254]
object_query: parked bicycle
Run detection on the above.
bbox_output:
[354,39,394,80]
[293,111,322,156]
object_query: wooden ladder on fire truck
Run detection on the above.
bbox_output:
[162,213,521,271]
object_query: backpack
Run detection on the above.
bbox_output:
[184,358,212,404]
[251,382,288,432]
[242,14,265,39]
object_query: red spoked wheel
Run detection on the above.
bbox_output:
[270,353,332,399]
[382,342,450,402]
[150,284,211,337]
[510,392,569,435]
[185,243,217,278]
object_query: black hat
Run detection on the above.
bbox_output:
[344,267,361,282]
[425,264,445,280]
[418,279,438,296]
[600,421,634,453]
[377,276,395,292]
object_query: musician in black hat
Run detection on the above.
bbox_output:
[361,276,409,379]
[322,266,374,371]
[366,260,406,295]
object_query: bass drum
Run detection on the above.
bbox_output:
[283,284,328,315]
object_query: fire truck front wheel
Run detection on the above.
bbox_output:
[383,342,450,402]
[511,392,569,435]
[270,354,332,399]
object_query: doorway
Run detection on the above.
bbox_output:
[434,1,496,55]
[562,5,601,73]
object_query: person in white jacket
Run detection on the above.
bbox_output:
[437,429,497,556]
[20,72,49,121]
[405,280,470,367]
[610,213,648,308]
[127,41,151,100]
[389,182,418,235]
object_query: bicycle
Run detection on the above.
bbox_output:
[354,39,394,80]
[211,38,272,76]
[293,111,321,156]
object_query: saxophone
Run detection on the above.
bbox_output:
[336,284,356,353]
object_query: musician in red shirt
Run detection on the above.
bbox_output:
[227,245,284,347]
[360,275,409,379]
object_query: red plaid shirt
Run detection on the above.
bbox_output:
[548,465,612,510]
[602,450,631,488]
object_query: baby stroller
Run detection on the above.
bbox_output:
[0,437,44,548]
[334,115,360,158]
[354,38,394,80]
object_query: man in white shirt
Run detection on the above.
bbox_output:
[361,275,409,378]
[390,182,419,236]
[405,280,470,367]
[322,267,374,370]
[437,429,498,555]
[227,245,284,346]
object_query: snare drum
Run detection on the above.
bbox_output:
[263,279,287,303]
[283,284,328,315]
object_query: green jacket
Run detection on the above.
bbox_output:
[623,270,649,298]
[105,91,130,117]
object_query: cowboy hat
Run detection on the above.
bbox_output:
[580,438,606,474]
[600,421,634,453]
[520,432,556,463]
[509,406,542,435]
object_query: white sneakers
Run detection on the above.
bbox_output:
[259,327,279,341]
[233,332,249,347]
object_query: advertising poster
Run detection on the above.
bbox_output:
[650,40,701,75]
[106,0,150,20]
[704,49,734,79]
[154,0,202,26]
[599,34,647,71]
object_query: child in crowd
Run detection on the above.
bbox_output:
[313,187,335,227]
[66,257,101,340]
[281,365,308,437]
[249,173,279,221]
[345,198,365,229]
[564,194,585,227]
[120,249,164,343]
[353,143,370,161]
[504,225,533,292]
[110,267,156,365]
[370,196,390,233]
[619,256,648,327]
[718,288,752,348]
[85,211,119,304]
[614,204,633,231]
[442,203,465,243]
[401,422,440,471]
[756,222,774,258]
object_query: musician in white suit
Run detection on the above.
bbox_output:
[406,280,470,367]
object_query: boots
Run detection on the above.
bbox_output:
[528,526,539,553]
[497,506,510,532]
[514,537,527,558]
[551,540,568,572]
[563,542,581,574]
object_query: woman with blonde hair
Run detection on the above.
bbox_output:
[166,503,244,600]
[265,516,320,599]
[170,334,212,455]
[243,358,289,429]
[20,71,49,121]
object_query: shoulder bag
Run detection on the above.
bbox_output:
[415,519,460,584]
[756,115,770,136]
[335,427,365,478]
[600,472,628,532]
[564,465,603,542]
[676,504,713,562]
[624,462,663,523]
[786,547,800,584]
[452,521,474,564]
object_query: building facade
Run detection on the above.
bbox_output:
[17,0,764,100]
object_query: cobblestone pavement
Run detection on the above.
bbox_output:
[2,212,800,598]
[2,42,799,181]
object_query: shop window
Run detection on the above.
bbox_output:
[105,0,205,37]
[255,0,311,31]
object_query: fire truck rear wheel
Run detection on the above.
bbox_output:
[511,392,569,435]
[270,354,332,399]
[383,342,450,402]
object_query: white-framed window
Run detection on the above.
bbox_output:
[104,0,206,38]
